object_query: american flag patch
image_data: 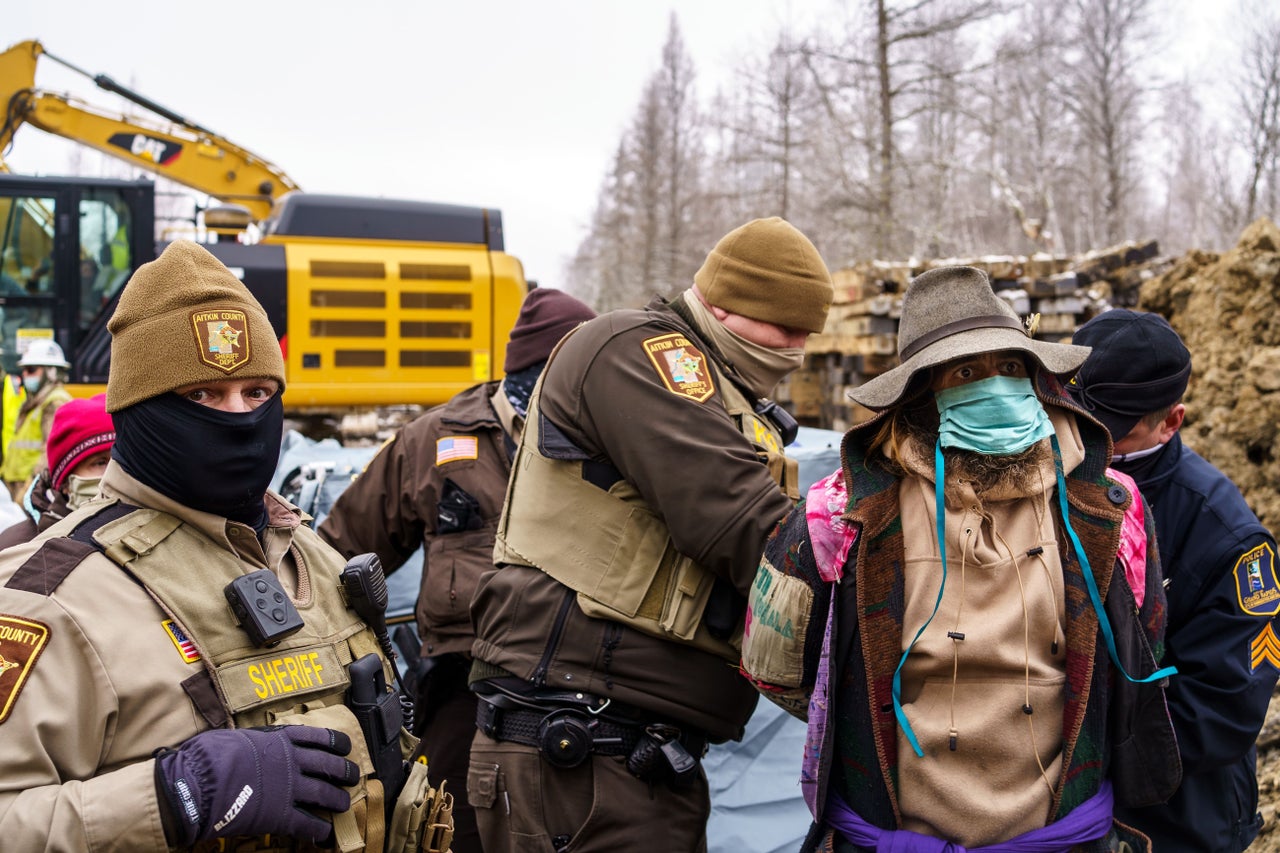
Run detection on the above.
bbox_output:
[162,620,201,664]
[436,436,479,465]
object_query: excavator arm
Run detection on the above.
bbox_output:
[0,40,299,222]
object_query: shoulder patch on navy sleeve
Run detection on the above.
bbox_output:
[0,614,50,724]
[4,539,100,596]
[642,333,715,402]
[1235,542,1280,616]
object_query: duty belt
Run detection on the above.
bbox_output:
[475,694,709,768]
[477,698,638,756]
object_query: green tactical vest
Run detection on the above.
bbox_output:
[494,353,798,662]
[53,500,397,853]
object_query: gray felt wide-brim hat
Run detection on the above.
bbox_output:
[848,265,1092,410]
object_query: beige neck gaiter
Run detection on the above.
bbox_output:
[680,290,804,398]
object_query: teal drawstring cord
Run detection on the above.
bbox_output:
[1049,435,1177,687]
[891,441,950,758]
[892,437,1176,759]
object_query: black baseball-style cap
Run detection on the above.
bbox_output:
[1068,309,1192,441]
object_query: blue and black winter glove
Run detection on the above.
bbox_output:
[154,725,359,846]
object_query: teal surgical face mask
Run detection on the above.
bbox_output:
[934,374,1054,456]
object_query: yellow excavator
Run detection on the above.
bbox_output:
[0,39,527,413]
[0,39,298,223]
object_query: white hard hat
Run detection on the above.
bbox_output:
[18,339,70,369]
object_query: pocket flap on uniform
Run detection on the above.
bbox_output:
[466,759,499,810]
[742,557,813,688]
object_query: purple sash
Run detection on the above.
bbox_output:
[825,781,1114,853]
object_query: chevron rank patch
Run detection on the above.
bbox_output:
[643,333,715,403]
[1251,623,1280,672]
[163,619,201,664]
[1235,543,1280,616]
[0,614,50,724]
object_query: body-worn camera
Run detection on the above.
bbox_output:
[224,570,305,647]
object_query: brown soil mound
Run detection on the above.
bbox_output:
[1139,217,1280,534]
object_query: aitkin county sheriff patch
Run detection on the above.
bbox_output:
[0,614,50,724]
[191,308,251,373]
[642,333,715,402]
[1235,542,1280,616]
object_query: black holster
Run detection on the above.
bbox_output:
[348,653,406,826]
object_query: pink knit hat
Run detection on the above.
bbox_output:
[47,394,115,490]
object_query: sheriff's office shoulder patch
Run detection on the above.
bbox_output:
[1235,542,1280,616]
[163,619,201,664]
[190,308,251,374]
[1251,623,1280,672]
[0,614,50,724]
[642,333,715,402]
[436,436,479,465]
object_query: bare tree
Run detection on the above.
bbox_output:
[977,4,1074,253]
[1059,0,1154,245]
[799,0,1004,256]
[565,14,707,308]
[653,14,705,289]
[1235,1,1280,226]
[1156,81,1223,253]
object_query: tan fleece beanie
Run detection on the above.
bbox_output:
[106,240,285,412]
[693,217,833,334]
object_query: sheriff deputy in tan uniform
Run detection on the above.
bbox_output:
[319,286,596,853]
[467,217,833,852]
[0,241,450,852]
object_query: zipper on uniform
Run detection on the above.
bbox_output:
[532,586,576,686]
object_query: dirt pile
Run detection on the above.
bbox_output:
[1140,219,1280,849]
[1139,217,1280,534]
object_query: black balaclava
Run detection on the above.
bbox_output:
[112,393,284,530]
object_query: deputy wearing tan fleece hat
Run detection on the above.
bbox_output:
[0,240,452,852]
[466,218,832,852]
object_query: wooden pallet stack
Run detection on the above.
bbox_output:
[776,239,1164,431]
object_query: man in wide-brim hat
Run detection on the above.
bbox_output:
[740,265,1180,852]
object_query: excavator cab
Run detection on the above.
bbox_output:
[0,174,153,381]
[0,39,529,412]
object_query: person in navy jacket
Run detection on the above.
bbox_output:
[1071,309,1278,852]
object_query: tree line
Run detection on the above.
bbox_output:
[564,0,1280,311]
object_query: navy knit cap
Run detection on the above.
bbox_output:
[1068,309,1191,441]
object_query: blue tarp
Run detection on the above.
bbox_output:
[272,424,845,850]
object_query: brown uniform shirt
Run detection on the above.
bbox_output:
[319,381,512,658]
[471,298,794,740]
[0,461,323,851]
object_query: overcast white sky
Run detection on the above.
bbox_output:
[6,0,1229,286]
[6,0,835,286]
